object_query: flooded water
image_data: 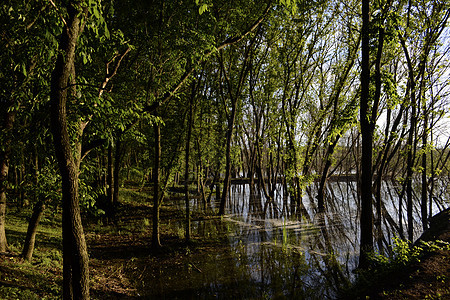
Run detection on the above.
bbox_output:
[131,181,448,299]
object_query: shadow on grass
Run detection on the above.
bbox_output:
[5,227,62,253]
[87,197,189,260]
[0,256,61,299]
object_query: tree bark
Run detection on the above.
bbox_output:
[21,200,45,261]
[219,102,236,215]
[421,110,428,231]
[50,2,90,299]
[152,121,162,249]
[0,108,15,253]
[106,144,114,217]
[113,139,123,211]
[184,95,193,242]
[359,0,374,269]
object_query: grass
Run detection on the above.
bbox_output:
[1,205,63,300]
[3,190,448,299]
[0,186,213,298]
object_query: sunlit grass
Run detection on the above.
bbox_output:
[1,205,62,299]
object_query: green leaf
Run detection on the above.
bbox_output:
[199,4,208,15]
[104,24,110,39]
[93,6,100,19]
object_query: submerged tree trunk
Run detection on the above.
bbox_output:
[403,55,417,243]
[219,107,235,216]
[359,0,374,269]
[371,19,386,251]
[50,2,90,299]
[195,136,207,209]
[218,51,240,216]
[21,200,45,261]
[421,112,428,231]
[405,105,417,242]
[317,137,341,213]
[217,42,251,215]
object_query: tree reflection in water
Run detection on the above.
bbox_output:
[133,181,447,299]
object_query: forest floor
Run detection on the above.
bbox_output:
[0,188,449,299]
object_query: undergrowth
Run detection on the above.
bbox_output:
[340,237,450,299]
[370,237,450,269]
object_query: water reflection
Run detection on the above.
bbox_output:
[132,181,447,299]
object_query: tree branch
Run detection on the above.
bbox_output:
[99,47,131,98]
[143,1,273,113]
[47,0,67,26]
[80,138,107,162]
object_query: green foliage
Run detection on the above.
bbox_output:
[371,237,450,270]
[79,180,105,217]
[195,0,211,15]
[21,160,60,204]
[84,0,110,39]
[379,237,421,266]
[343,237,450,298]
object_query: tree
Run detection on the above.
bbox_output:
[50,1,90,297]
[397,0,449,240]
[0,0,57,253]
[359,0,374,269]
[217,46,252,215]
[50,0,128,297]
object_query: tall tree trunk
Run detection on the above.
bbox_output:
[50,2,89,299]
[195,136,207,209]
[0,108,15,253]
[405,97,417,242]
[113,139,123,209]
[359,0,374,269]
[106,144,114,217]
[184,101,192,242]
[419,42,431,231]
[421,111,428,231]
[219,102,236,216]
[152,122,162,249]
[404,66,417,243]
[372,19,386,252]
[184,95,193,242]
[217,42,252,215]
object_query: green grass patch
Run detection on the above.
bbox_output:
[1,205,63,299]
